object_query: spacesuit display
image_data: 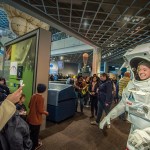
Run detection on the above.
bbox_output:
[99,43,150,150]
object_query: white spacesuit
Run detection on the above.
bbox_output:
[100,43,150,150]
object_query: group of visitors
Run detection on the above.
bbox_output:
[0,78,48,150]
[73,54,150,150]
[0,63,150,150]
[73,72,128,127]
[1,42,150,150]
[0,70,129,150]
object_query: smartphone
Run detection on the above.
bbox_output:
[19,80,24,86]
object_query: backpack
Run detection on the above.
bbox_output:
[0,107,32,150]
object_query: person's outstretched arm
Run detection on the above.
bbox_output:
[0,86,23,130]
[99,87,127,129]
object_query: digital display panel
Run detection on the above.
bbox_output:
[58,61,64,69]
[4,35,37,108]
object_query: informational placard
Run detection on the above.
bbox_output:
[4,35,37,110]
[10,62,17,75]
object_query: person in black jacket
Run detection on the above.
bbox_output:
[91,73,113,126]
[74,76,87,113]
[0,77,10,102]
[16,94,27,121]
[88,76,99,118]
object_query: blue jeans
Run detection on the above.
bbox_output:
[75,92,84,112]
[96,100,111,123]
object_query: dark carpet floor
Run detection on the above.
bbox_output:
[39,106,131,150]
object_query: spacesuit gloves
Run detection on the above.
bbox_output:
[99,115,111,129]
[128,129,150,148]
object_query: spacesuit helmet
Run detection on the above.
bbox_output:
[123,43,150,81]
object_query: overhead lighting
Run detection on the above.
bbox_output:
[124,16,132,22]
[124,16,145,23]
[131,26,141,34]
[102,55,106,58]
[135,26,140,30]
[108,52,112,56]
[107,43,117,47]
[60,56,64,60]
[83,20,89,28]
[64,59,70,62]
[102,52,112,59]
[132,16,145,23]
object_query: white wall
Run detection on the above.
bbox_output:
[59,62,78,76]
[51,37,84,50]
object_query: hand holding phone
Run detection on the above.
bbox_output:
[19,80,24,87]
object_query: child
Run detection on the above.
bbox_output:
[16,94,27,120]
[27,83,48,150]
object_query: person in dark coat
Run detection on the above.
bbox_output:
[16,94,27,121]
[0,77,10,102]
[91,73,113,126]
[74,76,87,113]
[0,77,10,95]
[88,76,99,118]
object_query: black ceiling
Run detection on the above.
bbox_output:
[2,0,150,67]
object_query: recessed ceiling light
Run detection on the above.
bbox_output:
[60,56,64,60]
[83,20,88,28]
[135,26,140,30]
[124,16,145,23]
[124,16,132,22]
[107,43,117,47]
[108,52,112,56]
[65,59,70,62]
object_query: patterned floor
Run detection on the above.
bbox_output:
[39,107,131,150]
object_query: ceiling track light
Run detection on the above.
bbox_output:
[135,26,140,31]
[124,16,145,23]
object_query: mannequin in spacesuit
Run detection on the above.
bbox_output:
[99,43,150,150]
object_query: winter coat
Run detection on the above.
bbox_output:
[88,82,99,96]
[0,110,32,150]
[98,79,113,104]
[0,100,16,131]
